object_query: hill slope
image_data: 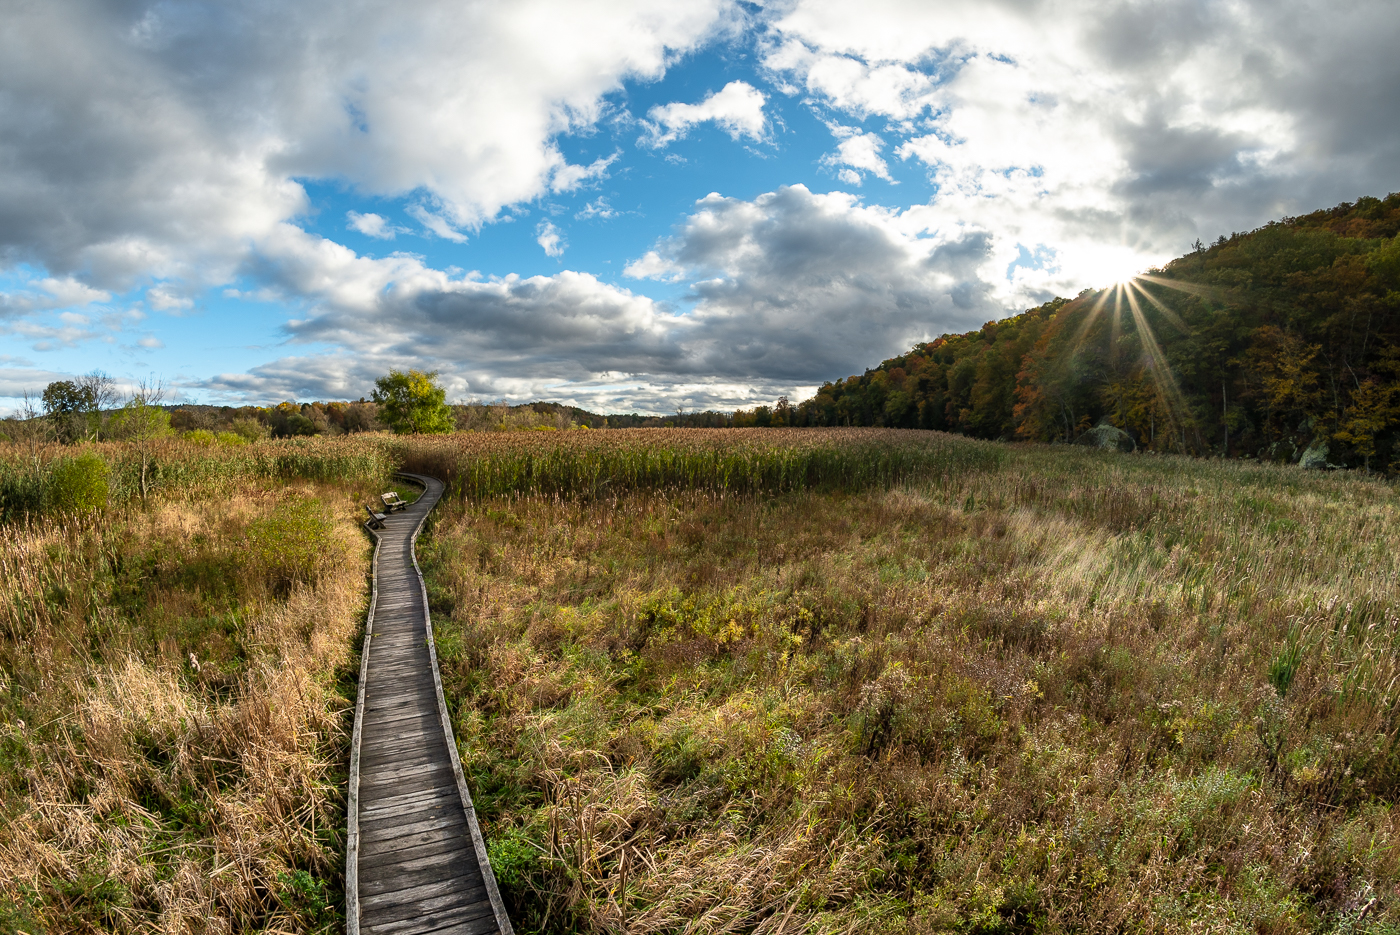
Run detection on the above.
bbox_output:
[793,194,1400,471]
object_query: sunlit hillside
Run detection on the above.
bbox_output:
[789,194,1400,474]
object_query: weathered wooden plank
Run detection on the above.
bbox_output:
[358,847,474,887]
[361,711,443,732]
[360,751,446,774]
[360,751,451,772]
[362,708,442,729]
[361,760,454,784]
[361,787,458,815]
[361,725,444,748]
[358,838,474,872]
[368,905,497,935]
[361,797,454,823]
[359,795,457,823]
[405,916,503,935]
[366,891,493,928]
[360,876,488,911]
[363,711,437,728]
[362,723,441,742]
[361,817,464,845]
[359,772,460,799]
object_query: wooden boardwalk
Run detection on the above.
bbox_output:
[347,473,512,935]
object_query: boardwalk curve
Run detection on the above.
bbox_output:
[347,473,513,935]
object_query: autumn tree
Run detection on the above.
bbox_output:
[372,369,453,435]
[1333,379,1396,471]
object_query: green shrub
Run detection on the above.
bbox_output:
[276,869,333,927]
[486,827,543,890]
[45,453,110,514]
[230,417,269,442]
[246,497,335,588]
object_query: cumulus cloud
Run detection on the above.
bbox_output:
[346,211,408,239]
[767,0,1400,281]
[822,125,894,185]
[536,221,567,257]
[146,285,194,311]
[0,0,731,291]
[406,205,469,243]
[628,185,995,380]
[641,81,769,148]
[189,186,995,405]
[622,250,685,282]
[0,277,110,317]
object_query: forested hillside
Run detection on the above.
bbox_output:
[788,194,1400,471]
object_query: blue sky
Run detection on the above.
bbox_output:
[2,0,1398,414]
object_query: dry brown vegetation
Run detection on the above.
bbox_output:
[0,438,394,933]
[417,433,1400,934]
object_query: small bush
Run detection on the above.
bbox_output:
[45,452,109,514]
[246,497,336,588]
[230,417,269,442]
[276,869,333,927]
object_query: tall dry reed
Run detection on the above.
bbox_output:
[0,470,385,933]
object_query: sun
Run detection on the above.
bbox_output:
[1060,240,1156,291]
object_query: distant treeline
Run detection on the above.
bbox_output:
[773,193,1400,471]
[163,400,617,438]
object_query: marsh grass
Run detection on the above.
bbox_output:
[418,437,1400,934]
[393,428,1003,500]
[0,438,395,933]
[0,435,393,522]
[5,426,1398,933]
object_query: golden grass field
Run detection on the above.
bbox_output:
[1,428,1398,933]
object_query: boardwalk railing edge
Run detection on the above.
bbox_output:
[346,472,515,935]
[345,485,381,935]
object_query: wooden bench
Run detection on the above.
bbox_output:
[381,491,409,512]
[364,504,388,529]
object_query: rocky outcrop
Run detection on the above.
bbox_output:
[1075,421,1136,453]
[1298,437,1331,469]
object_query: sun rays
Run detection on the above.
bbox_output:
[1065,272,1218,451]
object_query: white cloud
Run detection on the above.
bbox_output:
[768,0,1400,283]
[821,125,894,184]
[641,81,769,148]
[346,211,408,239]
[202,185,1002,407]
[549,154,619,193]
[622,250,685,281]
[146,285,194,311]
[406,205,468,243]
[536,221,567,257]
[576,197,619,220]
[0,0,731,291]
[0,277,110,317]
